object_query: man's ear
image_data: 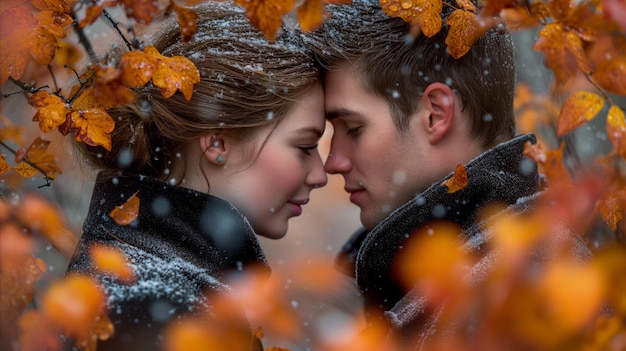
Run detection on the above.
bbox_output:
[199,132,227,165]
[420,82,456,144]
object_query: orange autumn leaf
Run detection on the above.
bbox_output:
[557,91,605,137]
[442,164,468,193]
[500,7,542,31]
[29,91,70,133]
[597,189,626,231]
[445,10,492,59]
[64,108,115,151]
[481,0,524,17]
[396,222,467,305]
[297,0,325,32]
[523,140,547,164]
[120,50,158,87]
[489,210,546,263]
[92,64,136,108]
[120,46,200,100]
[53,37,81,69]
[0,224,47,348]
[456,0,477,12]
[41,274,110,344]
[79,0,116,28]
[13,162,37,178]
[0,5,33,84]
[172,1,198,42]
[89,245,135,283]
[607,105,626,159]
[540,260,606,331]
[32,0,70,13]
[514,83,560,134]
[14,137,62,179]
[234,0,295,40]
[592,58,626,96]
[148,46,201,100]
[380,0,442,37]
[30,23,60,65]
[119,0,159,24]
[35,9,72,38]
[533,23,590,84]
[110,190,140,225]
[16,194,77,257]
[0,154,9,174]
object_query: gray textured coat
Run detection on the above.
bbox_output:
[336,134,592,349]
[66,172,269,351]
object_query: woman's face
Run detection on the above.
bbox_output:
[209,83,328,239]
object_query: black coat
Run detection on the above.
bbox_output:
[66,172,269,351]
[336,134,592,348]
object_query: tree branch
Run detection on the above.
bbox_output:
[103,9,136,51]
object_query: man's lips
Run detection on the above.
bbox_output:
[346,188,365,205]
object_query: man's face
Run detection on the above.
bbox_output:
[324,65,436,230]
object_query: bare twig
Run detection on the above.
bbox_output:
[103,9,136,51]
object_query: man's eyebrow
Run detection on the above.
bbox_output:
[326,107,361,120]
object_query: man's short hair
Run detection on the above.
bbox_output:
[303,0,516,148]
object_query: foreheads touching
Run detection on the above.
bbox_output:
[305,0,517,148]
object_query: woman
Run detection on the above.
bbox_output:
[65,1,327,350]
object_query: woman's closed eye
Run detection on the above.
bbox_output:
[299,145,318,156]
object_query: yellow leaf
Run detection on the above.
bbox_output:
[234,0,295,40]
[557,91,605,137]
[441,164,468,193]
[109,190,140,226]
[14,162,37,178]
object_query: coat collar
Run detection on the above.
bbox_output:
[82,172,270,280]
[340,134,542,310]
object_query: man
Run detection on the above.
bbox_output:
[304,0,592,348]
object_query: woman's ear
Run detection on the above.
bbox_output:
[199,133,227,165]
[420,82,456,144]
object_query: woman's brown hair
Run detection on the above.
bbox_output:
[75,1,319,180]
